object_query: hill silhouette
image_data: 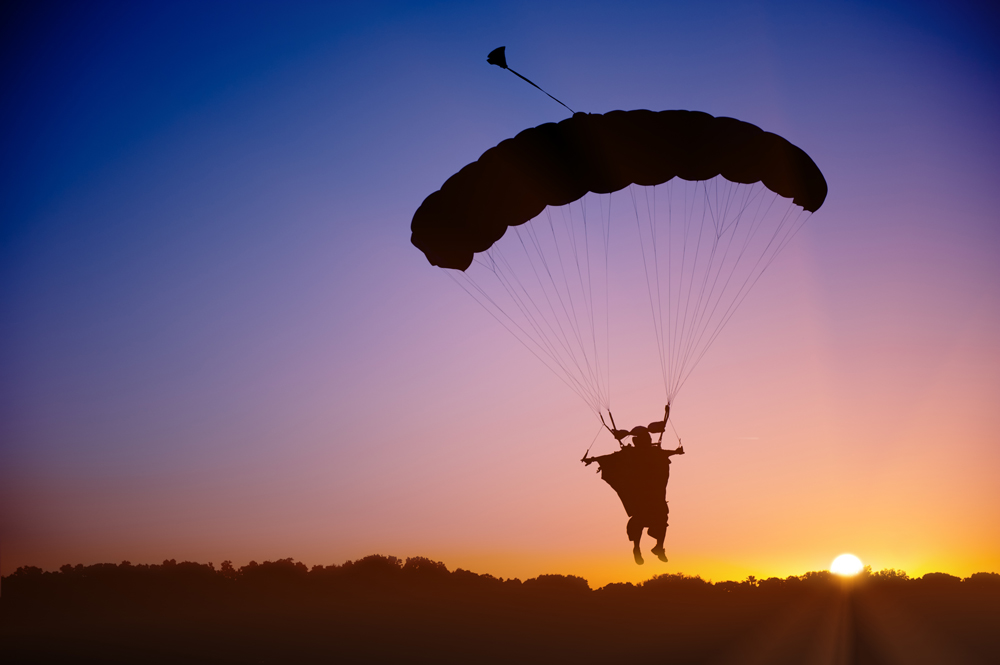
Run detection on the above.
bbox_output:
[2,556,998,664]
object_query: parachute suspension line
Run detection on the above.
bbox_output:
[449,183,814,418]
[478,241,605,414]
[524,213,601,405]
[671,186,813,397]
[567,193,613,415]
[645,185,670,402]
[668,417,682,447]
[562,195,610,411]
[675,182,723,394]
[577,197,610,412]
[518,224,595,393]
[685,182,758,354]
[506,226,608,413]
[674,179,754,393]
[672,179,702,399]
[575,204,606,412]
[645,184,670,402]
[643,180,674,400]
[631,185,670,402]
[459,253,592,403]
[624,177,817,402]
[487,244,574,378]
[662,179,686,399]
[681,243,786,388]
[672,180,696,399]
[603,193,612,414]
[447,270,601,411]
[582,423,605,460]
[454,192,620,417]
[665,182,675,399]
[673,180,772,397]
[648,177,711,400]
[679,182,726,373]
[690,183,744,392]
[672,181,709,399]
[574,194,608,411]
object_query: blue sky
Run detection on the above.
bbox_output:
[2,0,998,584]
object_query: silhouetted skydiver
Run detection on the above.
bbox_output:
[583,406,684,564]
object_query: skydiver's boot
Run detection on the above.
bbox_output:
[651,538,668,562]
[632,541,644,565]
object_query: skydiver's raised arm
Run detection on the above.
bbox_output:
[600,412,629,441]
[648,405,670,444]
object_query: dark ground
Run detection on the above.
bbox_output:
[2,556,998,664]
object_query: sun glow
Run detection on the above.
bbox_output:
[830,553,864,576]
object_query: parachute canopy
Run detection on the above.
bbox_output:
[411,110,826,414]
[411,110,827,271]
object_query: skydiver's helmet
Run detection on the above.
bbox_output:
[630,426,652,448]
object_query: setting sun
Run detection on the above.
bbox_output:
[831,554,864,576]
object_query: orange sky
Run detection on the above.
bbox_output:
[2,2,998,587]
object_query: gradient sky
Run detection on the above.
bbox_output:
[2,0,998,588]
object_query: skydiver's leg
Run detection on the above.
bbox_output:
[648,524,668,562]
[626,517,644,565]
[648,506,669,562]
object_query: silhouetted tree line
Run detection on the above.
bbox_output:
[2,556,998,664]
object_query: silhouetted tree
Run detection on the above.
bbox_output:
[3,558,998,664]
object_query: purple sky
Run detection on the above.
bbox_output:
[2,0,998,586]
